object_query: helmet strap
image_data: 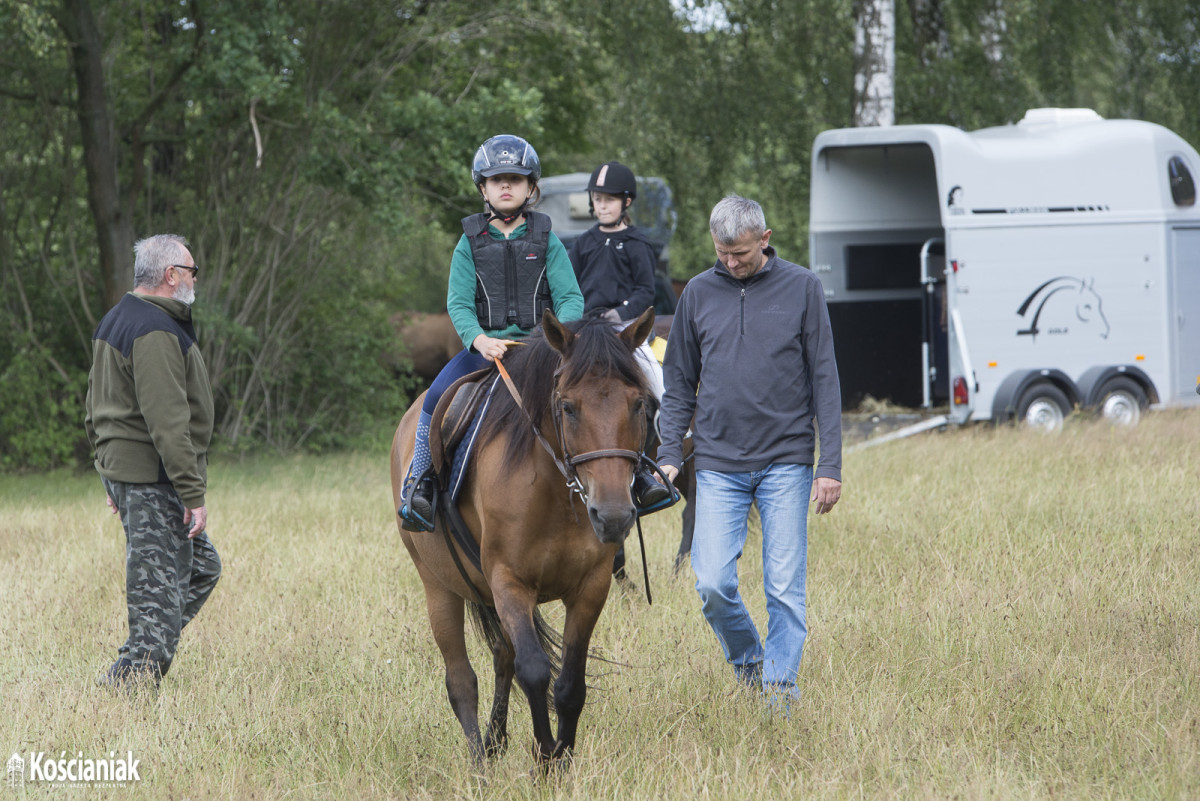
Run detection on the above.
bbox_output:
[592,194,632,230]
[484,200,524,225]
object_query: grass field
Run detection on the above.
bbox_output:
[2,409,1198,799]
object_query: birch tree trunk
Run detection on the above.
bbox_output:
[853,0,896,126]
[980,0,1006,64]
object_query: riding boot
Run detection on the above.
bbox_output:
[634,403,676,514]
[633,467,674,513]
[399,411,436,532]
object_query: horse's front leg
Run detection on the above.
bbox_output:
[490,574,556,762]
[553,561,614,758]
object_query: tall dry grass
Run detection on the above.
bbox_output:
[2,409,1198,799]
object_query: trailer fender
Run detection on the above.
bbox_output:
[1076,365,1159,407]
[991,369,1080,424]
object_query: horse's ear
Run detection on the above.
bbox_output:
[619,307,655,350]
[543,309,574,355]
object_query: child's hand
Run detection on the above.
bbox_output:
[472,334,510,362]
[601,308,622,323]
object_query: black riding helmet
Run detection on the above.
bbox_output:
[587,161,637,199]
[472,135,541,186]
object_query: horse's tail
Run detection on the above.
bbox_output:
[467,602,563,692]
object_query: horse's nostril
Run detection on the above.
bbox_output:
[588,502,635,533]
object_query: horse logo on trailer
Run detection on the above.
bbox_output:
[1016,276,1109,341]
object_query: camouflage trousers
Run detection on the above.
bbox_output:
[101,478,222,675]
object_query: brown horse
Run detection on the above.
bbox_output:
[388,310,461,381]
[390,309,657,766]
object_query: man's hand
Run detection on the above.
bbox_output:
[184,505,208,539]
[658,464,679,484]
[105,494,120,520]
[811,477,841,514]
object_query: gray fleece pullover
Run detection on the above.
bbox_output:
[657,247,842,481]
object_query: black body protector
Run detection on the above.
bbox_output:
[463,210,553,331]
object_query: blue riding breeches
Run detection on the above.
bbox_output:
[423,349,491,416]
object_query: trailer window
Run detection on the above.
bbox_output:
[1169,156,1195,206]
[845,243,926,290]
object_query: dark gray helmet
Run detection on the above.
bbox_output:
[472,135,541,185]
[587,161,637,199]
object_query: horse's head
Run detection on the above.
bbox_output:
[1074,279,1110,339]
[544,308,655,544]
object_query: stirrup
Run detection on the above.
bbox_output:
[633,466,678,515]
[399,472,436,532]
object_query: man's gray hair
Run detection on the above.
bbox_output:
[709,195,766,245]
[133,234,189,289]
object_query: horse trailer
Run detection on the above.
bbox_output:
[810,108,1200,430]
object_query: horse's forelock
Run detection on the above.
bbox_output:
[476,317,648,462]
[557,318,648,394]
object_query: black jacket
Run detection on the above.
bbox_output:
[568,225,656,321]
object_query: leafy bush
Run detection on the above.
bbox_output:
[0,339,88,472]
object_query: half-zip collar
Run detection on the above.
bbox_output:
[714,247,777,335]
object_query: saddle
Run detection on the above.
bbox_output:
[429,367,495,475]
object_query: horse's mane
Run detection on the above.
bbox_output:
[476,314,649,465]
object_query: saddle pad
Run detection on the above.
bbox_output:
[446,375,499,504]
[430,366,494,474]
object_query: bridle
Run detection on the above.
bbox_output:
[551,382,649,502]
[494,353,663,604]
[495,358,649,504]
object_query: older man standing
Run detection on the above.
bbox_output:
[85,234,221,688]
[657,195,842,707]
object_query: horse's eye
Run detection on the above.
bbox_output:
[561,401,578,420]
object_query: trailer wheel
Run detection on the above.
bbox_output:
[1096,377,1147,427]
[1016,383,1071,433]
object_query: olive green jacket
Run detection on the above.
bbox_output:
[85,292,214,507]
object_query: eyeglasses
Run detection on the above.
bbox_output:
[171,264,199,278]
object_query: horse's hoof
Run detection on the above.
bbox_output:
[484,733,508,760]
[528,753,572,780]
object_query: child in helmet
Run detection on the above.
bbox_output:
[568,161,672,514]
[399,134,585,531]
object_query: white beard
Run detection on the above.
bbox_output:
[173,282,195,306]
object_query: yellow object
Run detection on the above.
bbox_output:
[650,336,668,364]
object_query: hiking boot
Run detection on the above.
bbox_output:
[632,467,674,514]
[97,657,163,691]
[734,661,763,689]
[399,471,436,532]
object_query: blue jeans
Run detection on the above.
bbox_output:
[423,349,490,415]
[691,464,812,694]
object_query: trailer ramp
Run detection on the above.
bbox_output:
[845,414,950,454]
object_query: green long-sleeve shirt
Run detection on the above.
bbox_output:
[446,220,584,350]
